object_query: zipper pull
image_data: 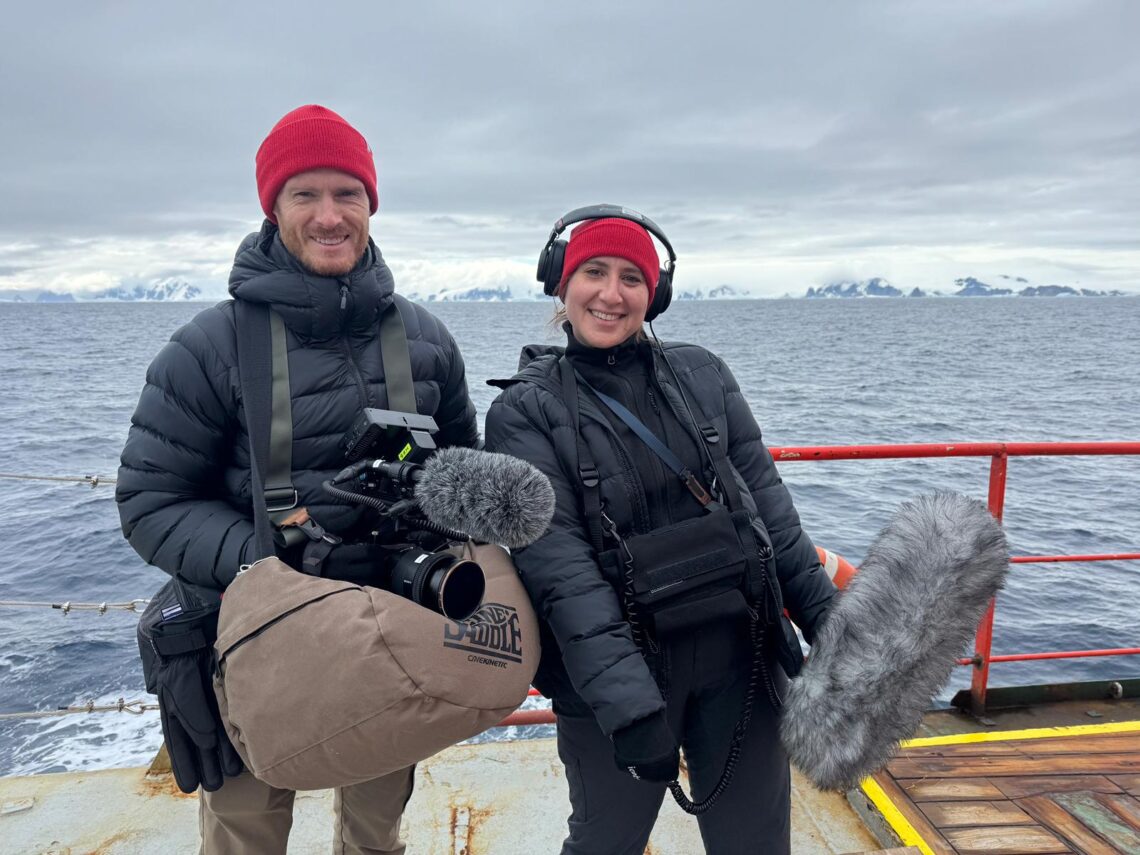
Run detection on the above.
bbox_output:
[647,388,660,414]
[600,508,620,540]
[607,353,616,366]
[340,284,348,310]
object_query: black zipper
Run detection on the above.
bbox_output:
[218,587,355,660]
[339,283,371,407]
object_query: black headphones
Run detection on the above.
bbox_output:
[536,203,677,322]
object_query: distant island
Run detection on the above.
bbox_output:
[804,275,1130,299]
[1,279,201,303]
[1,274,1134,303]
[402,283,749,302]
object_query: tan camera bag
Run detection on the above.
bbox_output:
[212,540,539,791]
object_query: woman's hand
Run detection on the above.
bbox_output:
[611,711,679,783]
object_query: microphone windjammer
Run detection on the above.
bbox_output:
[779,492,1009,791]
[415,447,556,549]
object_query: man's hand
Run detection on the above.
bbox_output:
[156,649,244,792]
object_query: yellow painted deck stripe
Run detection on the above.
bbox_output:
[859,777,936,855]
[902,718,1140,748]
[857,718,1140,852]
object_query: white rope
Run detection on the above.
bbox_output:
[0,599,149,615]
[0,698,158,721]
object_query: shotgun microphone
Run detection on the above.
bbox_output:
[414,446,556,549]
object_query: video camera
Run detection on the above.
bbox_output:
[323,408,485,621]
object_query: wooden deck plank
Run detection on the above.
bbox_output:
[994,775,1124,799]
[903,743,1026,758]
[1053,791,1140,852]
[917,800,1033,828]
[1094,792,1140,834]
[942,824,1072,854]
[1012,734,1140,756]
[1110,775,1140,797]
[888,753,1140,779]
[878,727,1140,854]
[1016,795,1120,855]
[870,772,958,855]
[900,778,1007,802]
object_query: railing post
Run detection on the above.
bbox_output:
[970,450,1008,716]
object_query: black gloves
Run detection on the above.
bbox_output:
[153,642,244,793]
[612,711,679,783]
[140,587,243,794]
[302,540,391,586]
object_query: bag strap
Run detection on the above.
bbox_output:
[651,349,747,512]
[559,357,606,555]
[233,300,279,561]
[235,298,417,563]
[265,311,297,517]
[380,299,416,413]
[574,373,716,509]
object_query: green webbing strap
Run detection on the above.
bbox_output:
[242,300,415,551]
[233,300,281,560]
[265,311,297,522]
[380,301,416,413]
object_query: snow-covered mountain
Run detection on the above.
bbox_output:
[0,278,203,302]
[92,278,203,301]
[801,275,1131,299]
[674,284,751,300]
[804,278,905,298]
[952,276,1127,297]
[402,284,545,302]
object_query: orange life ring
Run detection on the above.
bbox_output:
[816,546,857,589]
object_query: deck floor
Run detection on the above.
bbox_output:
[865,722,1140,854]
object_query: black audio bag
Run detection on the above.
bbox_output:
[599,508,755,638]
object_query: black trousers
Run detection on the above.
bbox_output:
[553,619,791,855]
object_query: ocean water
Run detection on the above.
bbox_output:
[1,297,1138,777]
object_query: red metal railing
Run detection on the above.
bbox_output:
[770,441,1140,715]
[497,441,1140,726]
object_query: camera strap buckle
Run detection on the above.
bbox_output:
[276,507,341,549]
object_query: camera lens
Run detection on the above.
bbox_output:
[390,548,486,620]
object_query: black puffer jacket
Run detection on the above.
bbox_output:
[117,224,479,592]
[485,332,834,736]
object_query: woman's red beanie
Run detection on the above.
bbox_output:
[558,218,660,304]
[255,105,379,223]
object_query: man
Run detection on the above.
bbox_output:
[117,104,480,854]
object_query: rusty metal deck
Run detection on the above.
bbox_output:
[0,735,879,854]
[859,722,1140,854]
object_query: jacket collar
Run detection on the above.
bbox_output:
[563,323,648,369]
[227,221,395,342]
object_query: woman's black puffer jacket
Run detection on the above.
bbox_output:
[485,334,835,737]
[116,226,479,592]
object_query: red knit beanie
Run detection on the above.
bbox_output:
[558,218,660,304]
[255,105,378,223]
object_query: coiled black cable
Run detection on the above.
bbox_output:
[667,613,768,815]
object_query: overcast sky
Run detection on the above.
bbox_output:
[2,0,1137,298]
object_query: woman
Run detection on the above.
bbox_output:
[485,208,835,854]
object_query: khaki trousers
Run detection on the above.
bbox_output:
[198,765,415,855]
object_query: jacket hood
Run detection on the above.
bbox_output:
[227,221,395,342]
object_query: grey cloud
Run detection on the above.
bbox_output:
[1,0,1137,291]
